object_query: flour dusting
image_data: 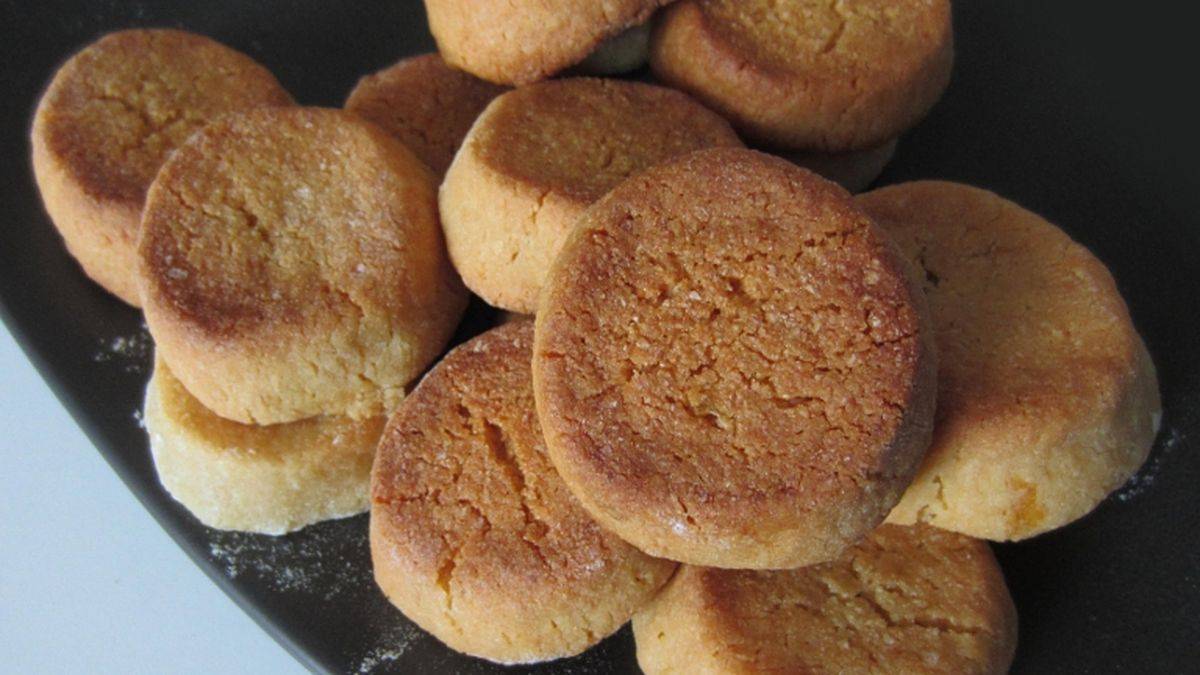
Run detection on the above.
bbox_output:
[355,622,420,674]
[93,325,153,374]
[1115,423,1184,503]
[206,521,371,601]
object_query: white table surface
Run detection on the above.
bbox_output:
[0,322,305,675]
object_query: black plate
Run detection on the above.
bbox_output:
[2,1,1198,672]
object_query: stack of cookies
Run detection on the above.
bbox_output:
[32,30,467,535]
[31,1,1161,672]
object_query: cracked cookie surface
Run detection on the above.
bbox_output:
[144,356,382,535]
[345,53,507,176]
[138,106,467,424]
[633,523,1017,674]
[370,321,676,664]
[440,78,741,313]
[533,148,936,569]
[425,0,675,85]
[858,181,1161,540]
[650,0,953,151]
[31,29,293,305]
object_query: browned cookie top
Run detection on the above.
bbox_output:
[861,181,1140,437]
[35,29,292,210]
[425,0,675,85]
[439,78,742,313]
[140,106,449,339]
[651,0,953,150]
[859,181,1160,540]
[345,53,508,175]
[634,524,1017,674]
[139,106,465,424]
[471,78,741,204]
[533,148,936,568]
[371,321,676,661]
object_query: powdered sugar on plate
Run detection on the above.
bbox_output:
[1115,420,1185,503]
[92,325,152,374]
[355,622,420,674]
[205,520,372,601]
[202,519,434,671]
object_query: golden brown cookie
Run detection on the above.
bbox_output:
[856,181,1162,541]
[533,148,937,569]
[31,29,293,305]
[371,321,676,663]
[144,356,382,535]
[786,138,898,193]
[344,53,508,176]
[440,78,741,313]
[650,0,953,152]
[633,524,1018,674]
[138,106,467,425]
[425,0,674,85]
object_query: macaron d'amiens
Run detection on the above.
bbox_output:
[440,78,741,313]
[857,181,1161,541]
[533,148,937,569]
[31,29,293,305]
[138,106,467,425]
[371,321,676,663]
[424,0,676,85]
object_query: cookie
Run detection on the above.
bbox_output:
[144,356,382,535]
[633,524,1017,674]
[138,106,467,425]
[533,148,936,569]
[649,0,953,152]
[440,78,741,313]
[787,138,898,193]
[424,0,674,85]
[856,181,1161,540]
[31,29,293,305]
[345,53,507,176]
[371,321,676,663]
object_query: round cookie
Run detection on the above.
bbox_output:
[370,321,676,664]
[786,138,899,193]
[144,356,382,535]
[440,78,742,313]
[138,106,467,425]
[856,182,1161,541]
[31,29,294,305]
[633,524,1018,674]
[424,0,674,85]
[345,53,508,176]
[649,0,954,152]
[532,148,937,569]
